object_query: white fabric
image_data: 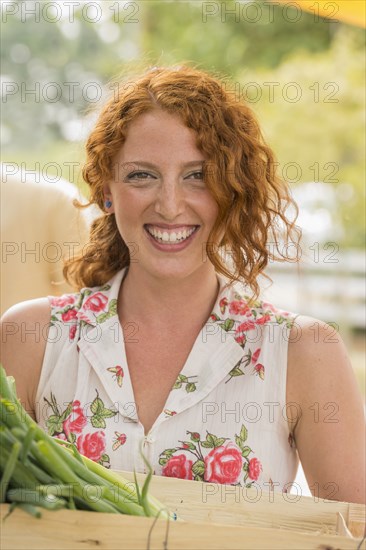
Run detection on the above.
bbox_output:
[36,268,299,491]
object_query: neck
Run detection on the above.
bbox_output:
[119,264,220,327]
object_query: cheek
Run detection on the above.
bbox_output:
[201,195,219,227]
[112,189,149,219]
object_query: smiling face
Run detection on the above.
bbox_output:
[104,109,219,282]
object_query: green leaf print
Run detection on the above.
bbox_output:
[163,448,178,457]
[206,434,216,448]
[59,402,73,422]
[100,408,117,419]
[96,311,115,323]
[173,374,198,392]
[241,446,252,458]
[108,299,117,314]
[192,460,205,477]
[159,457,168,466]
[46,415,62,436]
[220,318,235,332]
[90,391,117,427]
[228,366,244,378]
[180,441,196,450]
[201,432,222,449]
[90,394,104,415]
[91,415,106,429]
[99,284,111,292]
[50,393,60,416]
[240,425,248,442]
[235,435,244,451]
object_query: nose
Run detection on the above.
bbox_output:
[154,181,185,220]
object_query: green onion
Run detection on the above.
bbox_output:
[0,365,175,520]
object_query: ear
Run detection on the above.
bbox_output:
[103,183,114,213]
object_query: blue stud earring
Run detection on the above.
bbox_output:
[105,200,112,208]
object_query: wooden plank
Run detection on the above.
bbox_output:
[347,503,366,538]
[0,505,361,550]
[119,470,365,538]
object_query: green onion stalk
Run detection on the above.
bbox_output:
[0,366,176,520]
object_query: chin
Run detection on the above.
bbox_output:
[138,257,208,281]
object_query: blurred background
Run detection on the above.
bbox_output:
[1,0,365,490]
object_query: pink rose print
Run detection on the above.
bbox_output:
[236,320,256,332]
[62,309,78,323]
[234,320,256,344]
[77,431,106,462]
[248,457,262,481]
[251,348,261,364]
[112,431,127,451]
[163,409,177,417]
[162,454,193,480]
[50,295,76,308]
[219,297,228,314]
[234,333,245,345]
[83,292,108,312]
[229,299,250,316]
[254,363,265,380]
[107,366,124,387]
[69,325,77,340]
[255,314,271,325]
[63,400,87,438]
[204,443,243,484]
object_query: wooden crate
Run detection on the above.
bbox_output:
[1,471,365,550]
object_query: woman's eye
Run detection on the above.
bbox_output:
[186,171,204,180]
[127,171,155,180]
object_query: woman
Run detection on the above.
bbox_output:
[1,66,364,503]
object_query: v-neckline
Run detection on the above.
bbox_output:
[77,269,244,435]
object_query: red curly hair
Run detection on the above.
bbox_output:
[64,65,301,298]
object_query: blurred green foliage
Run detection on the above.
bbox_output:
[1,0,365,246]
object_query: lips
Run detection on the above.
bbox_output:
[144,224,199,244]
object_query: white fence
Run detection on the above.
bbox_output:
[261,248,365,330]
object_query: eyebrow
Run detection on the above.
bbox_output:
[121,160,205,170]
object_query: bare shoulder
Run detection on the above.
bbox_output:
[0,298,51,418]
[287,315,365,503]
[289,314,348,354]
[287,314,358,415]
[287,315,355,404]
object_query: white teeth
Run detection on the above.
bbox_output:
[146,226,196,244]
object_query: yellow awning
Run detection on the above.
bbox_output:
[274,0,365,28]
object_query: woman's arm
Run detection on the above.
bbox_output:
[287,316,365,504]
[0,298,51,419]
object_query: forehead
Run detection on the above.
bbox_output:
[116,109,206,164]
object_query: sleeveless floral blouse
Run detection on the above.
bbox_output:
[36,269,299,492]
